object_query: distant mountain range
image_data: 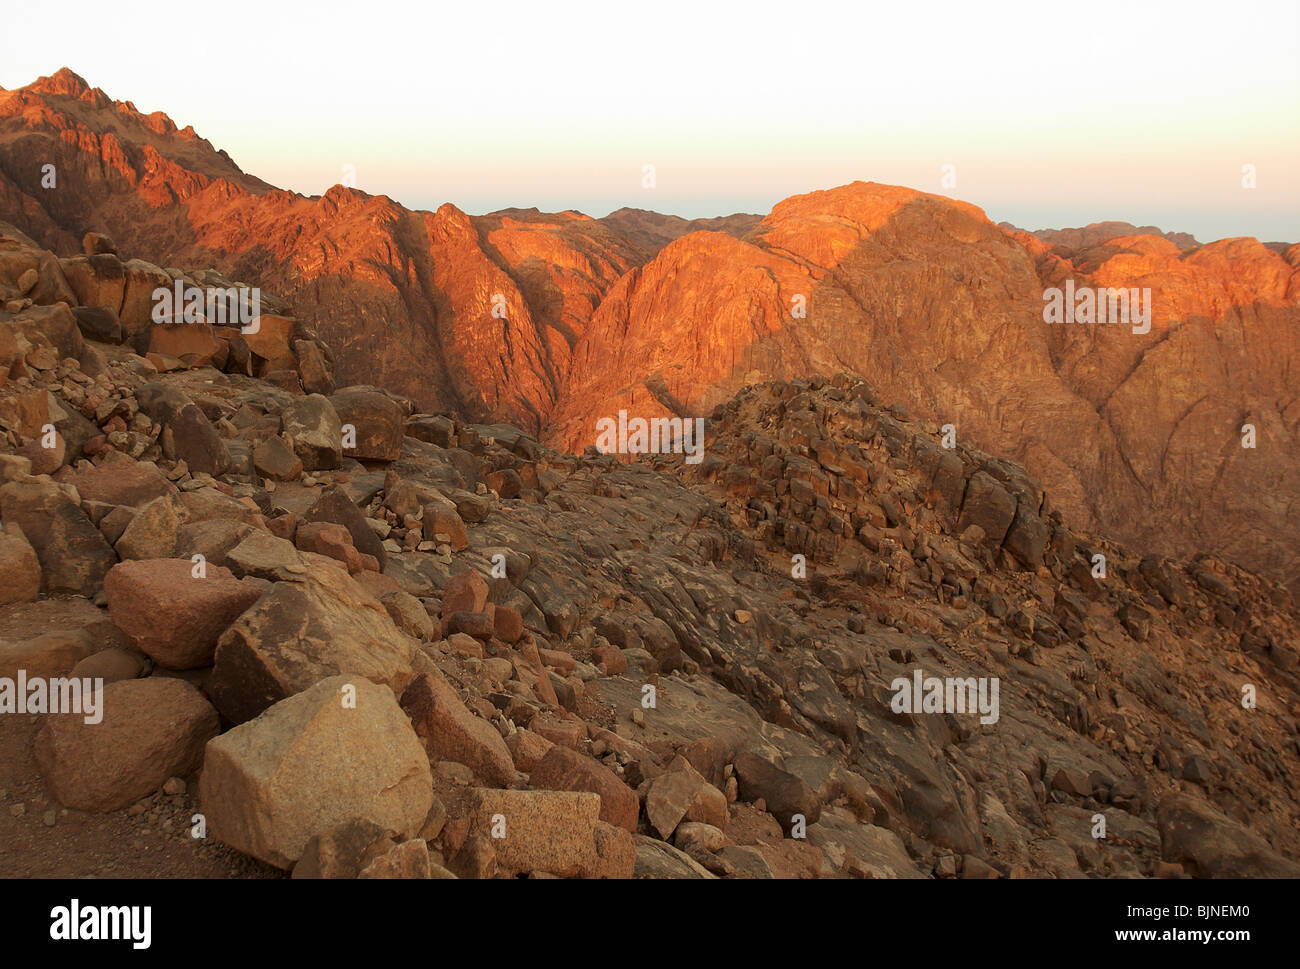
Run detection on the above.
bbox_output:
[1000,221,1201,252]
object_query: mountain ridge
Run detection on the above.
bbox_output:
[1,68,1296,599]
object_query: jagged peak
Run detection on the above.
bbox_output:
[26,67,93,98]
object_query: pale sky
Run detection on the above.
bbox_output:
[3,0,1298,241]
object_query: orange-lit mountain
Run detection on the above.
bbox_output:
[0,69,640,432]
[2,69,1297,594]
[554,186,1300,595]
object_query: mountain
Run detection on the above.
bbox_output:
[0,70,637,434]
[554,184,1300,599]
[1,69,1297,602]
[598,207,764,255]
[2,221,1297,878]
[1001,221,1201,253]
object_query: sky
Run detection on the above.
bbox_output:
[3,0,1298,242]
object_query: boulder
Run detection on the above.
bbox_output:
[282,394,342,471]
[72,306,123,344]
[0,523,40,605]
[589,821,637,878]
[70,647,149,684]
[137,383,231,477]
[175,518,256,566]
[1156,793,1300,878]
[253,434,302,482]
[119,258,172,344]
[292,818,394,879]
[34,678,219,812]
[0,631,94,681]
[242,314,299,374]
[148,322,220,366]
[179,487,265,528]
[422,504,468,550]
[467,788,600,877]
[113,493,184,560]
[528,745,640,832]
[506,729,554,772]
[5,303,83,361]
[104,558,263,669]
[293,340,335,396]
[16,432,64,475]
[331,387,405,461]
[358,839,431,878]
[1004,498,1049,570]
[0,479,116,595]
[442,568,489,614]
[733,750,822,832]
[956,471,1016,547]
[82,232,116,256]
[224,530,304,581]
[296,521,365,573]
[633,835,716,878]
[644,759,728,838]
[399,672,515,786]
[381,589,437,641]
[199,676,432,869]
[302,486,386,567]
[485,469,522,499]
[69,460,175,507]
[208,565,414,724]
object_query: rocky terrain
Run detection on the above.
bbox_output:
[2,70,1297,601]
[1,222,1297,879]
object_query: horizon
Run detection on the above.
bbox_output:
[3,0,1298,243]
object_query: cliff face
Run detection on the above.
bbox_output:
[2,70,1297,595]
